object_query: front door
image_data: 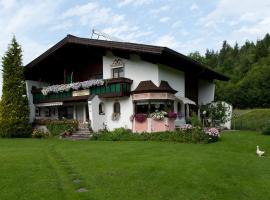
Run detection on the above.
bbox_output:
[76,104,84,122]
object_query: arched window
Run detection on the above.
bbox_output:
[99,102,105,115]
[113,102,120,114]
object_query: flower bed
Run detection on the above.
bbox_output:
[92,126,220,144]
[33,119,78,136]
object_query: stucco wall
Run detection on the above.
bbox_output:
[25,80,49,122]
[198,79,215,105]
[103,52,159,90]
[88,96,106,132]
[102,97,133,131]
[158,64,185,96]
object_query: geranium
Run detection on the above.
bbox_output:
[134,113,147,123]
[150,111,167,120]
[168,111,177,119]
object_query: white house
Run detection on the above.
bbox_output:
[24,34,229,132]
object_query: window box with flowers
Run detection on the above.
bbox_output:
[150,111,167,121]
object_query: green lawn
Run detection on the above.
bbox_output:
[1,131,270,200]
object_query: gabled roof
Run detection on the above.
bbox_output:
[132,80,177,94]
[25,34,229,81]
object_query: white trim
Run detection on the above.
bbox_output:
[36,102,63,107]
[175,96,196,105]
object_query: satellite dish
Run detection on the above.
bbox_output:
[91,28,123,42]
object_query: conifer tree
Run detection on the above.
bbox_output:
[0,36,31,137]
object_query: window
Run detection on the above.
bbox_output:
[112,67,124,78]
[135,101,149,114]
[135,100,174,114]
[35,107,40,117]
[99,102,105,115]
[113,102,120,114]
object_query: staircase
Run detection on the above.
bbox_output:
[65,123,92,140]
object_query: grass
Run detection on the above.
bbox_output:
[1,131,270,199]
[232,108,270,130]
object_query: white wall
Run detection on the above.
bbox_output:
[103,97,133,131]
[158,64,185,96]
[198,79,215,105]
[25,80,49,122]
[103,52,159,90]
[88,96,106,132]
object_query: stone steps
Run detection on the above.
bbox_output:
[63,126,92,140]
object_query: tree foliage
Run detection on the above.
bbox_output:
[189,33,270,108]
[0,37,31,137]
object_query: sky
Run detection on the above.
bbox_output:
[0,0,270,95]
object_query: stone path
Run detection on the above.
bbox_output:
[47,145,89,194]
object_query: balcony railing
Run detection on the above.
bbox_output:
[32,78,133,104]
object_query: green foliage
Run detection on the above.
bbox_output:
[32,129,50,138]
[189,33,270,108]
[91,128,143,141]
[45,120,78,136]
[0,37,31,137]
[232,109,270,130]
[91,127,214,144]
[190,112,202,127]
[201,102,230,127]
[262,124,270,135]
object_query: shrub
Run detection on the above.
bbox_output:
[205,127,220,142]
[92,128,143,141]
[91,126,219,144]
[190,112,202,127]
[32,129,50,138]
[42,120,78,136]
[262,124,270,135]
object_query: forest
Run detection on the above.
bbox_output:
[189,33,270,109]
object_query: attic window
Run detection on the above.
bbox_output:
[112,67,124,78]
[111,58,125,78]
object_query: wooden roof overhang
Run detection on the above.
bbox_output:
[24,34,229,81]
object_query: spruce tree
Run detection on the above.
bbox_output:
[0,36,31,137]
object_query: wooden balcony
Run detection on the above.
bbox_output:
[32,78,133,104]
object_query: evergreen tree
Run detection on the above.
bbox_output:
[0,37,31,137]
[188,32,270,109]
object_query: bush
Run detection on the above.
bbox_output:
[91,127,219,144]
[35,120,78,136]
[91,128,143,141]
[190,112,202,127]
[32,129,50,138]
[262,124,270,135]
